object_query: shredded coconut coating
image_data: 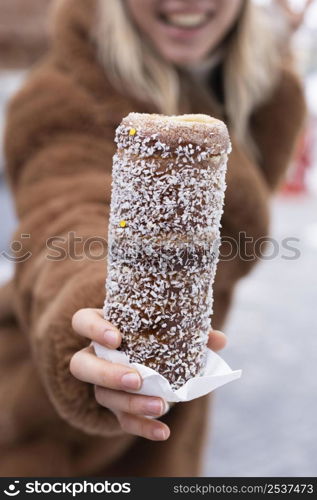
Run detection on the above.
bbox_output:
[104,113,231,389]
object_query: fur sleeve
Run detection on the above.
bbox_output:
[4,67,123,437]
[250,68,307,190]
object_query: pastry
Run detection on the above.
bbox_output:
[104,113,231,389]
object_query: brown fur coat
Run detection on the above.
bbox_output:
[0,0,305,477]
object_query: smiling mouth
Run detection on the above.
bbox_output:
[159,12,213,29]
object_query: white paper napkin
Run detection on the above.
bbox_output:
[92,342,242,403]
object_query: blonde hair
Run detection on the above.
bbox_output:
[96,0,281,153]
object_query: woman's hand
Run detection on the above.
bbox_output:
[70,308,227,442]
[275,0,314,31]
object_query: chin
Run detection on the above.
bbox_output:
[163,50,207,66]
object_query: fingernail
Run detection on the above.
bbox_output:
[153,428,168,440]
[121,372,141,390]
[162,400,170,415]
[104,329,119,347]
[145,399,163,416]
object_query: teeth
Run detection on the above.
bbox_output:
[165,13,207,28]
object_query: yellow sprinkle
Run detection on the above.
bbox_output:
[129,128,136,136]
[119,220,127,228]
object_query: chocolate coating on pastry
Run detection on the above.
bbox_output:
[104,113,231,389]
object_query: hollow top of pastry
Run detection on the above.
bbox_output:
[170,114,219,125]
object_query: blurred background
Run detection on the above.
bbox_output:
[0,0,316,477]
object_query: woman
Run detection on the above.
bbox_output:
[0,0,305,476]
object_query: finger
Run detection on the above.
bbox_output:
[70,347,142,391]
[275,0,289,10]
[117,412,170,441]
[95,387,167,417]
[207,330,227,351]
[72,308,121,348]
[302,0,313,15]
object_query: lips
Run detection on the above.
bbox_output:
[159,12,212,29]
